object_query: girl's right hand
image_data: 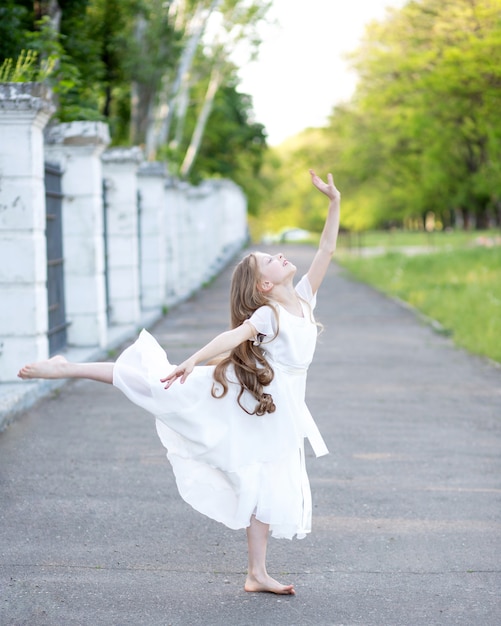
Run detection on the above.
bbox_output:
[160,359,195,389]
[309,169,340,202]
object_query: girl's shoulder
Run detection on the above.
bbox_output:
[245,302,279,339]
[295,275,317,309]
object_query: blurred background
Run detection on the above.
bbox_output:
[1,0,500,365]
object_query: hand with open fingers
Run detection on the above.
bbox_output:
[160,359,195,389]
[309,169,340,202]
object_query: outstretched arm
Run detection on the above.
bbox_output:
[161,322,255,388]
[307,169,341,294]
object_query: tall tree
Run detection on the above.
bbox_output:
[257,0,501,234]
[148,0,222,157]
[128,0,181,146]
[0,2,31,60]
[146,0,270,166]
[339,0,501,229]
[185,75,267,214]
[1,0,270,204]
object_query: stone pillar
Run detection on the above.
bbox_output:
[101,147,143,325]
[189,181,218,283]
[186,184,206,289]
[137,162,167,311]
[220,179,248,255]
[180,182,199,298]
[201,180,226,277]
[164,179,183,303]
[0,83,55,382]
[45,121,110,348]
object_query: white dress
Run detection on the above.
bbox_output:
[113,275,328,539]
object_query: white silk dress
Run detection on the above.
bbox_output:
[113,275,328,539]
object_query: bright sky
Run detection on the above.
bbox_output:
[238,0,406,145]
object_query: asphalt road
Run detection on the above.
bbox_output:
[1,245,500,625]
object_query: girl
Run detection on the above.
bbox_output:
[18,169,341,596]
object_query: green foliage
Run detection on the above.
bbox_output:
[57,0,138,129]
[262,0,501,234]
[339,0,501,230]
[339,245,501,363]
[0,10,71,84]
[26,15,85,112]
[253,127,343,239]
[0,49,55,82]
[0,1,182,132]
[0,1,269,188]
[0,1,31,60]
[178,75,268,215]
[0,9,101,121]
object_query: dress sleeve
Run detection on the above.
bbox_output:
[295,274,317,310]
[245,305,278,342]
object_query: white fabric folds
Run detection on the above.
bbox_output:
[113,275,328,539]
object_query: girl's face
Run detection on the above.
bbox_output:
[254,252,296,288]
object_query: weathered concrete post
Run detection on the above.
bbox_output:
[137,162,167,313]
[44,121,110,348]
[0,83,55,382]
[164,178,183,304]
[219,179,248,258]
[182,182,200,297]
[101,147,143,326]
[198,180,225,280]
[186,184,206,290]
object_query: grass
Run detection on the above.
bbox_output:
[337,228,501,251]
[338,245,501,364]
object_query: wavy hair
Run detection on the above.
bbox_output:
[211,253,278,415]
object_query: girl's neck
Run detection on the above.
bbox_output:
[269,284,303,317]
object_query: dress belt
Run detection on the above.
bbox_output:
[266,357,308,376]
[266,357,329,458]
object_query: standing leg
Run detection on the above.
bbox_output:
[18,356,114,384]
[244,515,295,595]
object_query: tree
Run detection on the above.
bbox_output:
[344,0,501,229]
[127,0,181,146]
[0,1,31,60]
[146,0,271,166]
[256,0,501,234]
[147,0,222,157]
[1,0,270,211]
[182,75,267,215]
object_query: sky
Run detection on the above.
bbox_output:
[237,0,407,145]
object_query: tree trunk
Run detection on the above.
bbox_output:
[35,0,61,31]
[172,73,191,149]
[460,207,472,230]
[130,15,150,146]
[152,0,222,153]
[180,66,223,178]
[131,82,155,147]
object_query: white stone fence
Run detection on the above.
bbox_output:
[0,83,248,385]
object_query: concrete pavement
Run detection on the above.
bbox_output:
[1,244,500,625]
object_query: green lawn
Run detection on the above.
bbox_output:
[336,228,501,251]
[338,245,501,364]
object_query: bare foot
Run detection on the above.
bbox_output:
[244,573,296,595]
[18,355,69,380]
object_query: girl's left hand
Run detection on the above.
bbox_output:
[309,169,340,202]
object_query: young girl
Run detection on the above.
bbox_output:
[18,169,341,596]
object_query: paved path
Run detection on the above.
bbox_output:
[1,245,500,626]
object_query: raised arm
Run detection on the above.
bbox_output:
[161,322,255,388]
[306,169,341,294]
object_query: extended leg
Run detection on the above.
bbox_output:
[18,356,114,384]
[244,515,295,595]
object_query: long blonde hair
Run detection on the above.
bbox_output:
[211,253,278,415]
